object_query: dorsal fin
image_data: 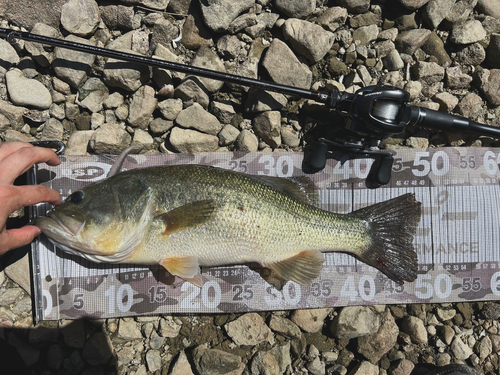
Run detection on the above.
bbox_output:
[107,146,143,177]
[250,175,318,206]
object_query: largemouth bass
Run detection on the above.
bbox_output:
[36,154,421,287]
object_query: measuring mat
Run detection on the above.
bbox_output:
[31,148,500,321]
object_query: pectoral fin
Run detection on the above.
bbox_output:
[159,256,203,287]
[155,199,217,235]
[263,250,324,285]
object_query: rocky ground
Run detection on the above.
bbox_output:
[1,0,500,374]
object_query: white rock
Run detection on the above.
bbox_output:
[291,308,332,333]
[330,306,380,339]
[451,336,473,360]
[169,127,219,153]
[176,102,222,136]
[61,0,100,37]
[6,69,52,109]
[225,313,274,346]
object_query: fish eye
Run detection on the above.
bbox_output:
[69,190,85,204]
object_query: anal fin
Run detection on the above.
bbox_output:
[263,250,324,285]
[159,256,203,287]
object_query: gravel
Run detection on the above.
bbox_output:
[2,0,500,374]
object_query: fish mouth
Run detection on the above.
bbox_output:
[38,210,86,237]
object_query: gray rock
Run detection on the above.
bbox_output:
[228,13,258,34]
[59,320,85,349]
[5,69,52,109]
[4,252,31,294]
[274,0,315,18]
[0,39,20,76]
[158,98,183,120]
[290,308,332,333]
[53,35,96,88]
[65,130,93,155]
[390,359,415,375]
[331,306,381,339]
[477,0,500,18]
[477,69,500,106]
[193,346,245,375]
[2,129,35,142]
[236,129,259,151]
[454,43,485,65]
[174,78,210,109]
[151,17,179,51]
[211,101,236,124]
[200,0,255,32]
[104,92,125,109]
[358,309,398,362]
[121,0,169,10]
[158,316,182,338]
[317,7,348,32]
[395,29,432,54]
[487,34,500,68]
[191,47,226,93]
[451,336,473,360]
[251,351,281,375]
[433,92,458,112]
[41,118,64,141]
[150,118,174,135]
[225,312,274,346]
[0,287,24,306]
[47,344,64,370]
[170,127,219,153]
[411,61,445,85]
[269,342,292,373]
[176,102,222,135]
[455,93,482,118]
[227,57,260,92]
[444,0,477,26]
[1,0,66,30]
[131,129,155,150]
[82,332,113,366]
[103,51,150,92]
[64,350,85,374]
[218,125,240,146]
[90,124,132,154]
[349,361,379,375]
[401,316,428,344]
[117,319,143,341]
[397,0,431,10]
[217,35,243,59]
[268,315,302,339]
[170,351,195,375]
[24,23,59,67]
[422,0,456,29]
[352,25,379,46]
[146,349,162,372]
[261,39,312,89]
[382,49,404,71]
[78,78,109,113]
[127,85,158,129]
[253,111,281,148]
[282,19,335,63]
[306,357,326,375]
[61,0,100,37]
[421,32,452,66]
[336,0,370,13]
[100,4,137,30]
[245,89,287,113]
[449,19,486,44]
[281,126,300,148]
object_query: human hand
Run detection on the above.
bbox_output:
[0,142,61,255]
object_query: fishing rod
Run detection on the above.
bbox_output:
[1,27,499,186]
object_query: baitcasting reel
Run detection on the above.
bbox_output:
[304,85,500,187]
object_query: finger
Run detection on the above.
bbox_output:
[0,226,40,255]
[0,142,34,162]
[2,185,61,214]
[0,146,61,184]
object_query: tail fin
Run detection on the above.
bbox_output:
[352,193,421,284]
